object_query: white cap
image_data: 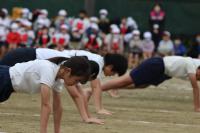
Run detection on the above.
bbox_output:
[90,17,98,23]
[153,24,159,29]
[90,23,99,31]
[112,27,120,34]
[11,23,19,29]
[127,17,135,26]
[110,24,118,30]
[60,24,69,30]
[22,8,30,14]
[2,8,8,15]
[143,31,152,39]
[40,9,48,16]
[58,9,67,16]
[99,9,108,15]
[163,31,171,37]
[21,19,32,27]
[37,18,45,25]
[132,30,140,35]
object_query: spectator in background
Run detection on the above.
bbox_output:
[6,23,21,50]
[77,9,90,31]
[128,30,143,68]
[82,23,102,53]
[120,17,128,35]
[0,8,10,42]
[157,31,174,56]
[142,31,155,59]
[98,9,110,36]
[54,9,71,31]
[71,20,84,44]
[35,26,50,48]
[173,37,186,56]
[149,3,165,32]
[52,24,70,51]
[0,9,10,58]
[151,24,162,52]
[33,9,50,31]
[19,19,35,47]
[126,17,138,33]
[188,34,200,58]
[105,26,124,54]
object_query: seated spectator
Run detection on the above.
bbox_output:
[128,30,143,68]
[126,17,138,33]
[157,31,174,56]
[19,20,35,47]
[54,9,71,31]
[71,19,84,43]
[35,26,50,48]
[98,9,110,35]
[120,17,128,35]
[33,9,50,31]
[142,31,155,59]
[82,23,102,53]
[6,23,21,50]
[173,37,186,56]
[104,26,124,54]
[52,24,70,51]
[187,34,200,58]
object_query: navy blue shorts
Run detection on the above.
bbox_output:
[0,66,14,102]
[0,48,36,66]
[130,57,171,87]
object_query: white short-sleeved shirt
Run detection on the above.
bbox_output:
[36,48,104,78]
[62,50,104,78]
[36,48,70,59]
[9,60,62,94]
[163,56,200,79]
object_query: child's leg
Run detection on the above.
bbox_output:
[128,53,133,68]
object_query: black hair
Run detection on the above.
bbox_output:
[79,9,87,15]
[48,56,90,84]
[89,60,99,80]
[104,54,128,76]
[198,66,200,70]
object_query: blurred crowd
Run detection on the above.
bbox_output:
[0,3,200,68]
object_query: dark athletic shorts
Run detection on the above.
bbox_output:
[0,66,14,102]
[0,48,36,66]
[130,57,171,87]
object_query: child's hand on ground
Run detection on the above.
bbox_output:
[97,109,113,115]
[84,117,104,125]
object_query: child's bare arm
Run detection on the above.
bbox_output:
[40,84,51,133]
[66,85,104,124]
[52,90,62,133]
[91,79,112,115]
[188,73,200,112]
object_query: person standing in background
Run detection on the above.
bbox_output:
[157,31,174,56]
[149,3,165,32]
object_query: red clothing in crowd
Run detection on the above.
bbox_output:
[6,32,21,45]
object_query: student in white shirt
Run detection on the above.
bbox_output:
[0,56,103,133]
[61,50,128,115]
[101,56,200,112]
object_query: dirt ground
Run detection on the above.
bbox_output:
[1,78,200,133]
